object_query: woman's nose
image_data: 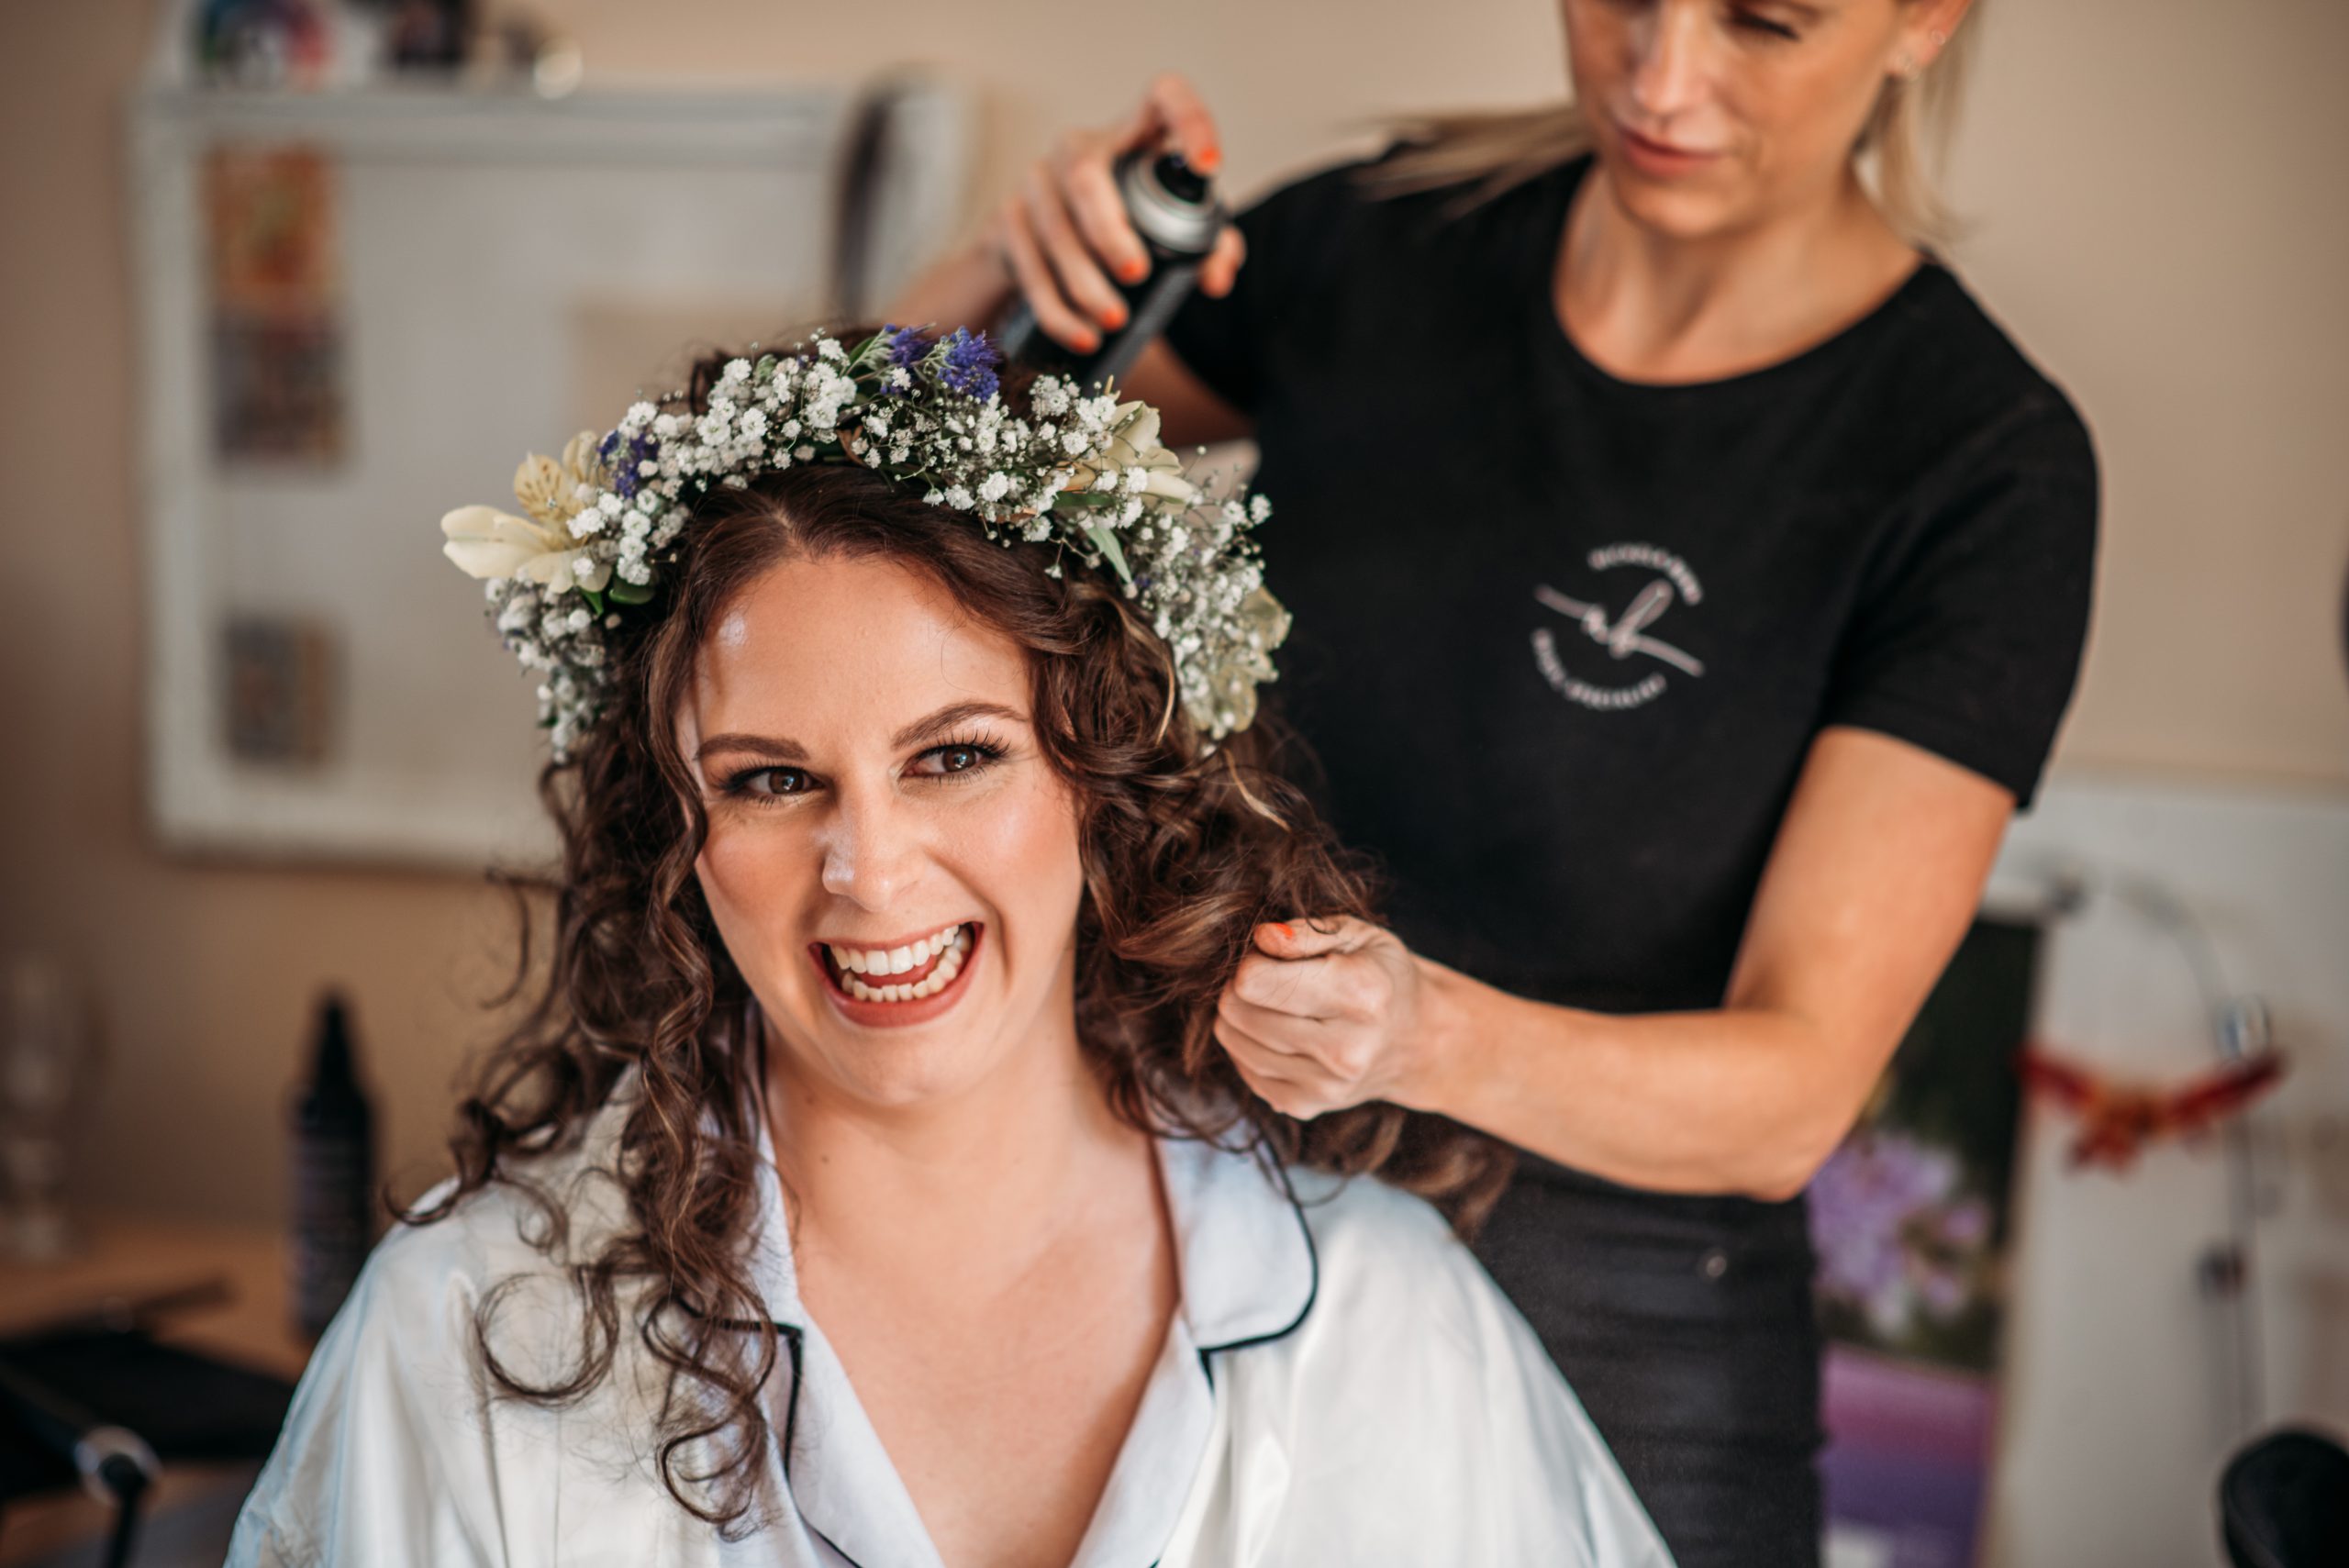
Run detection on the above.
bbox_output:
[1627,0,1712,122]
[817,784,925,911]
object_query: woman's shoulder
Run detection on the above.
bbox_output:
[281,1120,640,1407]
[1286,1169,1532,1356]
[228,1112,673,1566]
[1289,1166,1471,1275]
[1883,263,2099,476]
[1210,1170,1675,1564]
[357,1112,631,1310]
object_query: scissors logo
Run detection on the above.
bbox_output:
[1530,543,1705,712]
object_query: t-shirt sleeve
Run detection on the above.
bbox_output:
[1161,160,1363,416]
[1820,394,2099,809]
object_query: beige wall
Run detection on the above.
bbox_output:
[1947,0,2349,784]
[4,0,2344,1227]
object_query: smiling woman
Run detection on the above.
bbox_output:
[224,339,1675,1567]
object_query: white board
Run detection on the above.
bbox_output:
[128,82,973,867]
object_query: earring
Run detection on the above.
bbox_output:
[1891,49,1920,81]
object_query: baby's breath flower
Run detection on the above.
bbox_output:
[443,326,1285,759]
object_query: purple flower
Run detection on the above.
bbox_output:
[1809,1129,1987,1339]
[878,323,931,369]
[599,429,659,500]
[937,327,1002,400]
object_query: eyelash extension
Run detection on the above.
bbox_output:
[919,728,1010,776]
[714,729,1012,806]
[716,762,804,803]
[1732,11,1799,40]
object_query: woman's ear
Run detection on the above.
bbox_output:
[1895,0,1976,75]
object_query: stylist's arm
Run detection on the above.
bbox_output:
[1219,727,2010,1202]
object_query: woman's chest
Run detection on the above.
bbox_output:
[799,1245,1176,1568]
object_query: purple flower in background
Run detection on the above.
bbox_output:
[937,327,1001,401]
[1809,1129,1992,1340]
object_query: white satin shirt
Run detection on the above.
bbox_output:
[228,1075,1672,1567]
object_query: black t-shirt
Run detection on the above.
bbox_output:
[1166,153,2098,1017]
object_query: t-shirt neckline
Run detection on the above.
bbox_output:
[1524,155,1949,399]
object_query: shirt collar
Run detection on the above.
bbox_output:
[1154,1132,1318,1354]
[729,1075,1318,1353]
[598,1068,1320,1566]
[585,1070,1320,1354]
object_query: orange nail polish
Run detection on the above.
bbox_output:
[1269,922,1294,940]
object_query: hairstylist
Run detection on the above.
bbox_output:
[892,2,2095,1562]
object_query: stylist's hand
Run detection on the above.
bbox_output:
[1215,917,1441,1120]
[982,72,1247,355]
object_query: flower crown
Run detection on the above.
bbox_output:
[440,326,1289,760]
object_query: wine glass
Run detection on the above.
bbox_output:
[1,952,86,1261]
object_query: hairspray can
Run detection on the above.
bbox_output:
[996,151,1226,391]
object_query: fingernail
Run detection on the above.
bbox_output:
[1197,145,1221,172]
[1268,922,1294,940]
[1100,306,1129,329]
[1120,257,1149,284]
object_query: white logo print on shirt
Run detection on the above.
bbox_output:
[1530,542,1706,712]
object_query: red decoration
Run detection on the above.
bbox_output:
[2017,1045,2285,1172]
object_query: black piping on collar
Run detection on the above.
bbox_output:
[773,1319,872,1568]
[1193,1151,1321,1388]
[639,1302,858,1564]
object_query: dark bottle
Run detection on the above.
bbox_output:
[288,990,377,1339]
[995,150,1226,392]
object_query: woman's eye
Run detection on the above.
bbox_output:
[914,740,1004,779]
[731,766,810,798]
[1733,10,1799,39]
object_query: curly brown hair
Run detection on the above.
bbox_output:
[411,346,1510,1535]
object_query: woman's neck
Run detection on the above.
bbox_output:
[1557,160,1921,385]
[762,1012,1152,1296]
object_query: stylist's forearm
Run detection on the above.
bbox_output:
[1409,961,1865,1203]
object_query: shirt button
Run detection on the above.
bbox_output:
[1699,1246,1730,1282]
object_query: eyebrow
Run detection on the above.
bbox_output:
[694,700,1030,765]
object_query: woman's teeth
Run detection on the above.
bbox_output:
[829,924,972,1004]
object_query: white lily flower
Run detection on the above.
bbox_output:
[511,432,609,527]
[440,505,611,594]
[1062,400,1197,505]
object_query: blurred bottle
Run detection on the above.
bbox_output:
[996,151,1226,392]
[289,990,376,1339]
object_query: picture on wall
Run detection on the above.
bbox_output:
[204,143,347,465]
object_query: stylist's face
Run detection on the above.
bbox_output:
[1562,0,1958,238]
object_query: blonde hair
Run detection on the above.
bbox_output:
[1360,4,1980,249]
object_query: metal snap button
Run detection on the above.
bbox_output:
[1699,1246,1730,1281]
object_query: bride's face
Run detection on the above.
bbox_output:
[685,550,1086,1109]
